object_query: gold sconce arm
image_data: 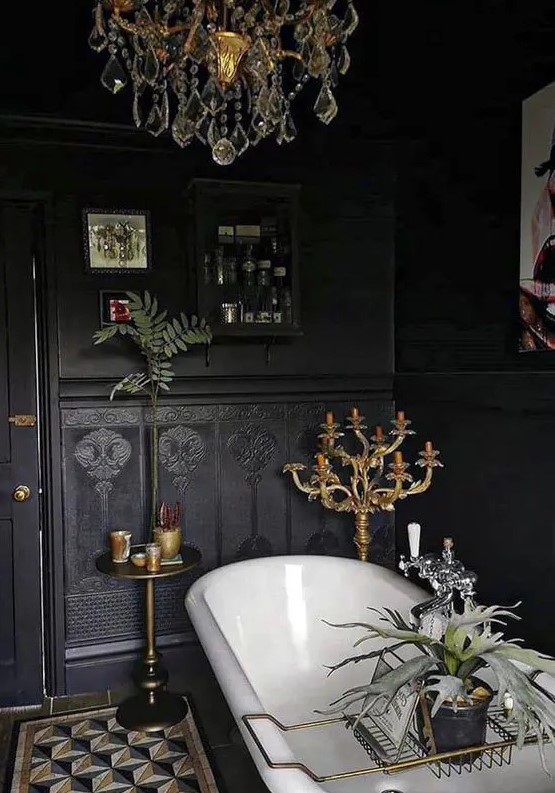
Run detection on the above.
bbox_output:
[282,463,318,497]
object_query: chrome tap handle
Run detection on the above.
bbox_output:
[398,554,410,577]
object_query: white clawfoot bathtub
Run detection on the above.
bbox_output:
[185,555,554,793]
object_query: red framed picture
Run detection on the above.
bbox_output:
[99,291,132,326]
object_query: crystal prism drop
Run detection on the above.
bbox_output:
[337,45,351,74]
[329,61,339,87]
[144,47,159,85]
[207,118,221,148]
[172,112,195,147]
[314,83,338,124]
[256,85,271,119]
[189,25,211,63]
[343,3,359,36]
[292,59,305,82]
[283,112,297,142]
[212,138,237,166]
[201,77,226,115]
[230,122,249,156]
[268,86,282,125]
[250,113,266,139]
[327,14,342,37]
[195,114,212,144]
[131,56,145,89]
[145,103,165,137]
[88,25,107,53]
[294,21,310,42]
[132,92,142,127]
[101,55,128,94]
[185,88,204,122]
[248,120,262,146]
[308,45,330,78]
[275,0,290,17]
[160,89,170,129]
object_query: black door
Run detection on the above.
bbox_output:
[0,202,43,705]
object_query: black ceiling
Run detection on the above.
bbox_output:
[2,2,555,138]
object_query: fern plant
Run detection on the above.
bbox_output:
[321,601,555,771]
[93,291,212,530]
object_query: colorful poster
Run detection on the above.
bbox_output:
[520,81,555,350]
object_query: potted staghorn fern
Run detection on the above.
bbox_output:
[93,291,212,538]
[321,601,555,771]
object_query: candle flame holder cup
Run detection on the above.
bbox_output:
[283,410,443,562]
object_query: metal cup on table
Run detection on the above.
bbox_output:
[110,530,132,563]
[145,543,162,572]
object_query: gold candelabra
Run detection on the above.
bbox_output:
[283,408,443,562]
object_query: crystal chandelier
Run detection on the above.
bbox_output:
[89,0,359,165]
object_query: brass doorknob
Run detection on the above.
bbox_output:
[13,485,31,502]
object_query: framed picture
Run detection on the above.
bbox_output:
[519,81,555,351]
[83,208,152,273]
[99,291,132,326]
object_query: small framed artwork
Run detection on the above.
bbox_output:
[83,208,152,273]
[99,291,133,326]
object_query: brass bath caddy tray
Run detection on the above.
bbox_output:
[241,706,543,782]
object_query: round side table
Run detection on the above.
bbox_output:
[96,544,201,733]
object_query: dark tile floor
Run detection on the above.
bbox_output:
[0,655,269,793]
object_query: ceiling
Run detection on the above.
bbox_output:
[1,2,555,140]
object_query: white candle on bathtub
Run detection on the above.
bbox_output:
[407,522,421,558]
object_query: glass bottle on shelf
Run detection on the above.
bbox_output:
[214,246,225,286]
[261,216,278,261]
[203,252,214,285]
[273,265,292,324]
[241,245,257,323]
[271,285,282,323]
[223,254,238,286]
[256,260,273,323]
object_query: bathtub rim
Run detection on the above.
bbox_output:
[185,555,429,793]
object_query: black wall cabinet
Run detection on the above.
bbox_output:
[187,179,301,339]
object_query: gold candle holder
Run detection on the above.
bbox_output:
[283,409,443,562]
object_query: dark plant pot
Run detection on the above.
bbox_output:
[418,681,492,764]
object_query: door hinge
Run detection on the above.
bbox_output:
[8,414,37,427]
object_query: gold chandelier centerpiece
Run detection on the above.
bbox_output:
[89,0,359,165]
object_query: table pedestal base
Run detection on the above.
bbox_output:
[116,691,188,733]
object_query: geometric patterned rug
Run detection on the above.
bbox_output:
[6,698,219,793]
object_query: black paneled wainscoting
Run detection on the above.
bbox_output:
[60,395,394,692]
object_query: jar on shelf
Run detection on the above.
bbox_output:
[256,260,273,323]
[223,256,238,286]
[220,302,239,324]
[241,266,256,323]
[214,246,225,286]
[203,252,214,285]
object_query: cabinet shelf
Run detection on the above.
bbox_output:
[209,323,303,338]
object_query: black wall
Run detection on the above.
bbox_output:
[5,0,555,692]
[0,0,396,693]
[393,2,555,654]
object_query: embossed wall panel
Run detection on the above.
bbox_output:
[62,418,145,596]
[156,420,217,570]
[61,398,396,651]
[220,409,287,562]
